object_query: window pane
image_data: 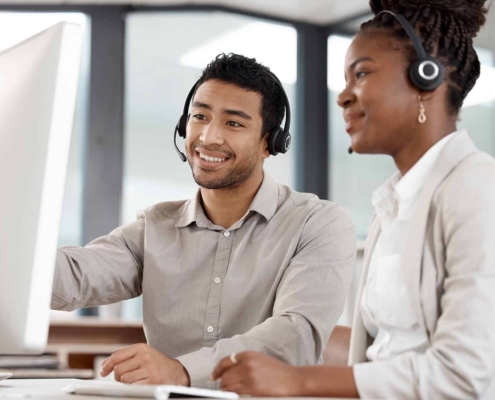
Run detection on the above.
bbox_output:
[328,34,495,240]
[123,11,297,225]
[0,12,89,247]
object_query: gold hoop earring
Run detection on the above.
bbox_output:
[418,96,426,124]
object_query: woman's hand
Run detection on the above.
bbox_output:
[211,351,304,396]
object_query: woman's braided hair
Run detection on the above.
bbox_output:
[361,0,490,115]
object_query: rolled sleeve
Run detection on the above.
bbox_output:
[51,215,145,311]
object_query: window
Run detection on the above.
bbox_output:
[0,12,90,247]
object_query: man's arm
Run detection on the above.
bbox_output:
[177,203,357,388]
[51,214,145,311]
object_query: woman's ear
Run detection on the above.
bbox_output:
[419,79,448,103]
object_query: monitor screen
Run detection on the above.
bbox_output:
[0,22,83,354]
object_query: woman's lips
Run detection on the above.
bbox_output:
[345,113,365,133]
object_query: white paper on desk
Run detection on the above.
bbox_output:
[63,380,156,398]
[63,380,239,399]
[0,372,13,381]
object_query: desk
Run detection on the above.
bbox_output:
[0,379,354,399]
[46,318,146,374]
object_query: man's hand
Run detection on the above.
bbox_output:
[211,351,303,396]
[100,343,190,386]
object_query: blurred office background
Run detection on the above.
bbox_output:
[1,1,494,323]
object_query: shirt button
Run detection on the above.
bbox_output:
[223,231,230,237]
[214,277,221,284]
[207,326,214,333]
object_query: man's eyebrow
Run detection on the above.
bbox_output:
[348,56,375,71]
[191,102,251,120]
[222,109,252,121]
[191,101,212,110]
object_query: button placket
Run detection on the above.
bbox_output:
[203,229,235,345]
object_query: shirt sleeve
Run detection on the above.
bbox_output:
[353,158,495,399]
[177,203,357,388]
[51,213,145,311]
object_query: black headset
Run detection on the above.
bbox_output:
[379,10,445,91]
[348,11,445,155]
[173,71,292,162]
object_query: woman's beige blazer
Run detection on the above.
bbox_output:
[349,131,495,399]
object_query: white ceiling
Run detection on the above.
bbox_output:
[0,0,371,25]
[0,0,493,51]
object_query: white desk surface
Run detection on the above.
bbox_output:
[0,379,354,400]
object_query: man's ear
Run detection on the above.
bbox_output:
[261,133,270,159]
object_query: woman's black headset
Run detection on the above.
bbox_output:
[348,11,445,154]
[173,71,291,162]
[379,10,445,91]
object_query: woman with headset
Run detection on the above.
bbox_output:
[211,0,495,398]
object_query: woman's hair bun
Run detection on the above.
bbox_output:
[369,0,490,37]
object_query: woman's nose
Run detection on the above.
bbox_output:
[337,86,355,109]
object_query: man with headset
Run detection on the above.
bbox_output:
[51,53,356,389]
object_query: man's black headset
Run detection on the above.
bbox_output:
[348,11,445,154]
[173,71,292,162]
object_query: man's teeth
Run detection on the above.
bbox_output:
[199,153,226,163]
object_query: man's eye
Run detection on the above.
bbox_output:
[356,71,368,79]
[227,121,243,127]
[193,114,206,120]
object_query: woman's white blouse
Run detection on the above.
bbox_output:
[361,133,455,362]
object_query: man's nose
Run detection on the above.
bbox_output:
[199,120,225,145]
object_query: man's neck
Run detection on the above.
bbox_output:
[200,171,264,229]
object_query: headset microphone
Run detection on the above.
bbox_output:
[174,125,187,162]
[348,147,353,154]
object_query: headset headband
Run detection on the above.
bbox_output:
[183,71,291,134]
[378,11,429,60]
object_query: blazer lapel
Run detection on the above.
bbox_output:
[402,130,478,337]
[348,131,479,364]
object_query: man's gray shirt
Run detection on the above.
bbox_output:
[51,174,356,388]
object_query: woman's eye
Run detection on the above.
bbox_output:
[356,71,368,79]
[227,121,243,128]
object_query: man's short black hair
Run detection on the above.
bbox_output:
[196,53,286,138]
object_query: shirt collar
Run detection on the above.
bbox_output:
[247,173,279,223]
[175,190,207,228]
[372,131,457,228]
[175,172,279,229]
[394,131,456,203]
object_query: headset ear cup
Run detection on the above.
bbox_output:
[275,131,291,154]
[409,57,445,91]
[177,114,188,138]
[267,128,281,156]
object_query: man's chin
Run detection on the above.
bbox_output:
[192,172,232,190]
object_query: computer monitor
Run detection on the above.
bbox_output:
[0,22,83,354]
